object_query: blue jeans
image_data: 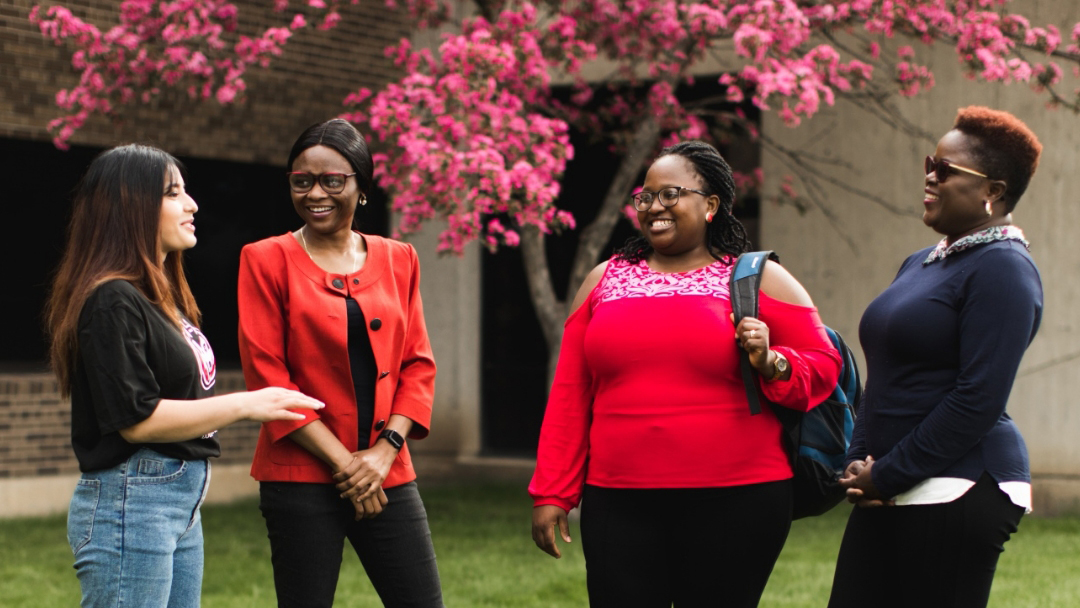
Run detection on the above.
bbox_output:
[68,449,210,608]
[260,480,444,608]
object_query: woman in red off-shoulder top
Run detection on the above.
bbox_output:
[529,141,842,608]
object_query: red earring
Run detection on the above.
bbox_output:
[705,212,714,223]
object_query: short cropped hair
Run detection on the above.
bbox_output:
[953,106,1042,211]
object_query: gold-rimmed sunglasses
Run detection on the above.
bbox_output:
[925,156,987,183]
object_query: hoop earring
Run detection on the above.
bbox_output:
[705,211,714,223]
[359,196,367,206]
[984,200,992,217]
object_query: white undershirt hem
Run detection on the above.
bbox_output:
[892,477,1031,513]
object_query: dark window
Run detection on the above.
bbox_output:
[0,137,388,370]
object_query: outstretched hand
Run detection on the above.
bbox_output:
[244,387,324,422]
[532,505,571,558]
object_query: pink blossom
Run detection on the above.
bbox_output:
[319,12,340,31]
[26,0,1080,254]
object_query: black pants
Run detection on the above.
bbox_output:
[259,481,443,608]
[580,481,793,608]
[828,473,1025,608]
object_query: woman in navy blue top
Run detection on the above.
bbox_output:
[828,107,1043,608]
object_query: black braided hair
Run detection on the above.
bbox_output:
[615,140,751,264]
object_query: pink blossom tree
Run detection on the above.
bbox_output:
[30,0,1080,380]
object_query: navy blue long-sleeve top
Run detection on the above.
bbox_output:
[849,238,1042,498]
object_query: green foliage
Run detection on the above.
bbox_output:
[1,483,1077,607]
[0,511,75,608]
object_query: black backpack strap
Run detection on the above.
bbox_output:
[729,251,779,415]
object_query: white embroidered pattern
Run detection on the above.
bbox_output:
[594,257,734,310]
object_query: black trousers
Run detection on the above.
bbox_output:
[580,481,793,608]
[259,481,443,608]
[828,473,1025,608]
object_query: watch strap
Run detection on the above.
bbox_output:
[378,429,405,450]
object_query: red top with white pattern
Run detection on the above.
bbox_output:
[528,256,842,511]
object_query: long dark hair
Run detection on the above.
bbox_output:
[615,140,751,263]
[287,118,374,207]
[46,144,200,395]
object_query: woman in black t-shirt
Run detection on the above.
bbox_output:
[46,144,324,608]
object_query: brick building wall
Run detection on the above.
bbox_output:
[0,0,412,486]
[1,0,411,162]
[0,371,257,480]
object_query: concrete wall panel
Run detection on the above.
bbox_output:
[760,1,1080,511]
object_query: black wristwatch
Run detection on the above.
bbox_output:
[378,429,405,451]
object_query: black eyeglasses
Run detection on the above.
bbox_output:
[630,186,709,211]
[924,156,987,183]
[287,172,357,194]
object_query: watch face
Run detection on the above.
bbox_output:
[777,356,789,372]
[770,352,789,381]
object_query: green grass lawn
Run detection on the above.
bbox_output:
[2,481,1077,607]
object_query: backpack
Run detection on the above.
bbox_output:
[728,251,862,519]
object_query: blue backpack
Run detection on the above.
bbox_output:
[728,251,862,519]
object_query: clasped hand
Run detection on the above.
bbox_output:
[332,445,396,520]
[838,456,894,508]
[732,314,774,375]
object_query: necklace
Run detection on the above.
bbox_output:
[299,226,360,273]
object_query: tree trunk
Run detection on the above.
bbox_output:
[520,115,663,388]
[519,223,566,386]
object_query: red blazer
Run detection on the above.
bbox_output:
[238,233,436,487]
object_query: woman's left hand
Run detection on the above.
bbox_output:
[352,487,389,521]
[838,456,893,508]
[332,444,397,503]
[733,315,772,373]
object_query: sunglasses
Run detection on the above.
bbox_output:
[925,156,987,183]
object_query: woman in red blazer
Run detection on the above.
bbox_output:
[237,119,443,607]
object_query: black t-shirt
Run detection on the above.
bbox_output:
[70,280,219,472]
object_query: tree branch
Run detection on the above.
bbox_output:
[566,114,659,297]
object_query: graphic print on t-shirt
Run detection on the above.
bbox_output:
[180,317,216,391]
[180,317,218,439]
